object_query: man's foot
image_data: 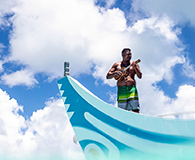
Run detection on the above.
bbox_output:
[132,109,139,113]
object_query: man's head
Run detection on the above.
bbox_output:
[122,48,131,62]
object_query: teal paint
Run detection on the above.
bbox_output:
[57,76,195,160]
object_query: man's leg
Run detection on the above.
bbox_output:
[126,100,140,113]
[118,102,127,110]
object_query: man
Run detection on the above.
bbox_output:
[106,48,142,113]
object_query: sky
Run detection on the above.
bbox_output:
[1,0,195,159]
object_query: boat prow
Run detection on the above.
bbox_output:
[57,75,195,160]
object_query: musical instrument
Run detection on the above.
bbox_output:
[114,59,141,82]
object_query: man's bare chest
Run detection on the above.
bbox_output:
[116,65,135,75]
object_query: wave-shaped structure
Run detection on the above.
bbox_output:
[57,76,195,160]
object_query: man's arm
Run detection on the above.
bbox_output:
[106,63,122,79]
[132,61,142,79]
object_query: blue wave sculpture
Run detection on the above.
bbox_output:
[57,75,195,160]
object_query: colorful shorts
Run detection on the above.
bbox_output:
[117,85,140,111]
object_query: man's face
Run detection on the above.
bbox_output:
[123,50,132,62]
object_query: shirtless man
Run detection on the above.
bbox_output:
[106,48,142,113]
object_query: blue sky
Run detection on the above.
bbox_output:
[1,0,195,159]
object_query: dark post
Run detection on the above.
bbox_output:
[64,62,70,76]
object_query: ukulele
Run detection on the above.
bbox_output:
[114,59,141,82]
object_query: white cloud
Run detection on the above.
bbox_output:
[0,43,5,52]
[106,0,117,8]
[131,0,195,26]
[98,0,117,9]
[0,0,187,89]
[1,69,38,87]
[26,98,84,159]
[0,89,85,159]
[0,44,5,73]
[0,88,26,154]
[132,16,180,41]
[0,0,17,27]
[0,60,4,73]
[106,91,117,107]
[182,57,195,79]
[171,85,195,119]
[0,0,17,13]
[139,82,195,119]
[129,0,195,83]
[6,0,127,82]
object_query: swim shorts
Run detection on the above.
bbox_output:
[117,85,140,111]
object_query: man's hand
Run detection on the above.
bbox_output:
[114,70,123,77]
[131,61,137,69]
[131,61,142,79]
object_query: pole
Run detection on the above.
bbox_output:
[64,62,70,76]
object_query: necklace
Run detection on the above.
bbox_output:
[122,61,129,67]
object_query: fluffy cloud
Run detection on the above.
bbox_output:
[140,84,195,119]
[25,98,84,160]
[131,0,195,26]
[0,0,16,27]
[182,57,195,79]
[0,88,26,154]
[0,43,5,52]
[1,69,38,87]
[7,0,127,82]
[0,44,5,72]
[2,0,187,88]
[171,85,195,119]
[0,89,84,159]
[98,0,117,9]
[0,0,17,13]
[0,61,3,73]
